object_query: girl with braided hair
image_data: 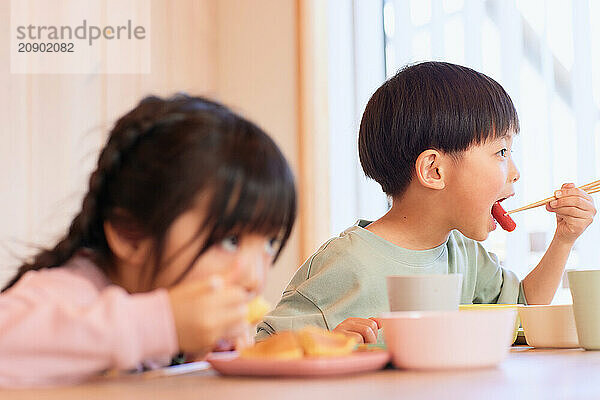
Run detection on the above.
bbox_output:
[0,94,296,386]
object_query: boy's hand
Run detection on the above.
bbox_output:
[167,276,249,356]
[546,183,596,244]
[333,317,381,344]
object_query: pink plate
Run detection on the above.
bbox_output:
[207,351,391,377]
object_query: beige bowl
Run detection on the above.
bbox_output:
[518,305,579,348]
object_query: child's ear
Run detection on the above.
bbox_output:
[104,221,153,267]
[415,149,446,190]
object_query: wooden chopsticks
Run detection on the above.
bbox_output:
[506,179,600,215]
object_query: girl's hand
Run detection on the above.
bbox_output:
[333,317,381,344]
[167,276,249,356]
[211,330,253,352]
[546,183,596,244]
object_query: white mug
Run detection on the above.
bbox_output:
[386,274,463,312]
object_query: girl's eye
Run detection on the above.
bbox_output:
[265,238,280,256]
[221,236,239,252]
[498,148,508,157]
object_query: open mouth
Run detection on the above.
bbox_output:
[490,194,513,213]
[490,195,516,232]
[496,193,513,204]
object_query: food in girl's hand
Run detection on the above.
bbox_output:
[239,331,303,360]
[246,296,270,324]
[492,201,516,232]
[239,326,358,359]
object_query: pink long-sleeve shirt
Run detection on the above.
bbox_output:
[0,256,179,387]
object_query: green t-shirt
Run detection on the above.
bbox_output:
[256,220,527,342]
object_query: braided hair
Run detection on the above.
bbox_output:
[3,94,296,291]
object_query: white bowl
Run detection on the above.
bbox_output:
[379,310,516,370]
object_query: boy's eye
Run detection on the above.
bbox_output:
[498,148,508,157]
[221,236,239,252]
[265,238,280,256]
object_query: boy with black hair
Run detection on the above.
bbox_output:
[257,62,595,344]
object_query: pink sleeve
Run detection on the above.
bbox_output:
[0,268,179,387]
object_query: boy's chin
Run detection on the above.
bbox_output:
[457,226,491,242]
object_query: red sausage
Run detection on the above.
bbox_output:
[492,202,516,232]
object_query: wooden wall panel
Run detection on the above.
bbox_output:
[297,0,331,260]
[215,0,301,302]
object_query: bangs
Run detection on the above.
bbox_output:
[432,65,520,151]
[166,169,295,286]
[469,74,520,145]
[202,169,296,256]
[195,120,296,262]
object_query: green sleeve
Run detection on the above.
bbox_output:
[471,242,527,305]
[255,289,328,342]
[255,236,379,342]
[255,248,332,342]
[494,267,528,305]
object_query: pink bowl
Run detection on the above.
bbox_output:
[379,310,516,370]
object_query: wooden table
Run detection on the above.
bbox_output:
[3,347,600,400]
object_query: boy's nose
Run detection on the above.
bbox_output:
[512,169,520,183]
[509,159,520,183]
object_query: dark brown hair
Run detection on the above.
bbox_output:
[3,94,296,291]
[358,61,520,197]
